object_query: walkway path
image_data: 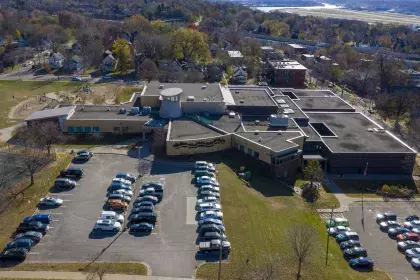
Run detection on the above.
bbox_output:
[0,271,192,280]
[0,123,24,142]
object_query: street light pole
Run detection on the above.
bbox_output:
[326,205,335,266]
[217,237,223,280]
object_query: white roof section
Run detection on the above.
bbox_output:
[219,84,235,105]
[228,51,243,58]
[160,88,183,97]
[25,106,76,122]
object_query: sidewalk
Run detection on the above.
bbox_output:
[0,271,192,280]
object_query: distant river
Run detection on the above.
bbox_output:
[254,3,342,12]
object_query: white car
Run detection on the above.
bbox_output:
[197,203,221,212]
[379,220,401,229]
[112,178,132,186]
[404,220,420,230]
[94,219,121,232]
[139,187,156,195]
[406,248,420,259]
[100,211,124,224]
[196,197,219,205]
[200,210,223,220]
[411,257,420,269]
[39,197,63,206]
[199,190,220,198]
[197,176,219,186]
[328,226,350,236]
[199,185,220,192]
[112,189,133,197]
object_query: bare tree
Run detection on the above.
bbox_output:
[286,223,318,280]
[376,91,414,131]
[35,121,63,155]
[250,255,282,280]
[15,148,49,185]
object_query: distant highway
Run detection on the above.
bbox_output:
[280,8,420,25]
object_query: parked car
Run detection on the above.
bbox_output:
[60,167,83,178]
[388,227,412,238]
[54,178,76,189]
[376,212,397,223]
[336,232,359,243]
[16,221,49,234]
[106,199,128,211]
[397,233,419,242]
[197,203,221,212]
[134,201,154,208]
[77,150,92,158]
[94,219,121,232]
[128,212,157,223]
[411,257,420,269]
[198,232,227,242]
[116,172,137,183]
[73,152,92,162]
[397,241,420,251]
[258,81,268,86]
[102,75,111,80]
[199,185,220,193]
[139,188,163,200]
[135,195,158,205]
[0,248,28,261]
[112,189,133,197]
[198,218,223,226]
[200,211,223,220]
[406,215,420,222]
[194,170,215,178]
[198,224,224,235]
[5,239,33,250]
[131,206,154,214]
[112,177,132,186]
[72,77,82,81]
[196,176,219,186]
[100,211,124,224]
[23,214,52,224]
[379,220,401,230]
[194,161,211,170]
[328,226,350,237]
[39,197,63,207]
[340,240,361,251]
[197,197,219,205]
[349,257,374,269]
[130,222,154,232]
[198,190,220,198]
[142,182,164,190]
[325,217,349,228]
[14,231,43,243]
[405,247,420,259]
[343,247,368,260]
[108,193,131,203]
[109,181,131,191]
[404,220,420,230]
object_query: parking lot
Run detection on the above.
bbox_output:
[345,201,420,280]
[27,154,199,278]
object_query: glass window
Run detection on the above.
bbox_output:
[93,126,100,133]
[68,126,75,133]
[239,145,244,152]
[254,151,259,158]
[75,127,83,133]
[84,127,91,133]
[247,148,253,155]
[271,157,275,165]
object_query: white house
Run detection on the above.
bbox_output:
[49,52,65,69]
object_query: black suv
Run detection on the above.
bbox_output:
[0,248,28,261]
[128,212,157,223]
[60,167,83,178]
[16,221,49,234]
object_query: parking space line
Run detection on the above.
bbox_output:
[47,213,63,215]
[49,227,54,229]
[44,235,51,237]
[52,220,59,222]
[61,206,67,208]
[62,200,72,202]
[28,252,40,255]
[50,193,74,196]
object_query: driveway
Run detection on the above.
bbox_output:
[27,154,199,278]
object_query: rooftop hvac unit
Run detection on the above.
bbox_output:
[269,114,289,127]
[203,98,208,102]
[228,112,235,118]
[187,96,195,101]
[119,108,126,114]
[367,128,374,132]
[258,137,262,143]
[277,131,282,135]
[254,130,259,135]
[255,120,260,125]
[201,85,207,89]
[239,100,244,104]
[159,84,164,89]
[374,128,386,133]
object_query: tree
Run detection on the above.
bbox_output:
[250,255,283,280]
[35,121,63,155]
[15,148,49,185]
[171,28,210,63]
[151,20,170,34]
[138,59,158,82]
[376,91,414,131]
[112,39,132,74]
[263,20,290,38]
[286,223,318,280]
[303,160,324,189]
[375,51,402,93]
[124,14,152,34]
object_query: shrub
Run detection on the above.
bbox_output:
[301,182,319,203]
[377,184,413,198]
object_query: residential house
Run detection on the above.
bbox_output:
[101,50,117,73]
[49,52,65,69]
[64,55,83,71]
[228,50,244,66]
[231,66,247,85]
[400,69,420,86]
[71,42,82,54]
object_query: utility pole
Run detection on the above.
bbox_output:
[325,205,336,266]
[217,237,223,280]
[362,162,368,231]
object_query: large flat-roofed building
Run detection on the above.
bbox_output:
[285,44,307,56]
[26,83,417,179]
[268,60,307,88]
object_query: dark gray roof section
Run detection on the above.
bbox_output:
[291,89,336,97]
[228,87,276,106]
[273,96,308,119]
[299,125,321,141]
[235,131,302,152]
[25,106,75,121]
[208,114,242,133]
[144,82,222,102]
[241,115,299,131]
[169,119,222,140]
[294,97,355,112]
[306,113,415,153]
[69,105,149,120]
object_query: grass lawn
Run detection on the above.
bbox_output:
[0,80,79,129]
[0,262,147,275]
[334,179,420,198]
[0,153,72,249]
[196,163,390,280]
[118,87,142,103]
[294,179,340,209]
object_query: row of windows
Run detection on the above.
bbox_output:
[234,143,259,159]
[271,154,297,166]
[68,126,100,133]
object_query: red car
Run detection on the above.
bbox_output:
[396,232,419,242]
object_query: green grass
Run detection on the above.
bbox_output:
[334,179,420,198]
[196,163,390,280]
[0,81,79,128]
[0,153,72,249]
[117,87,142,103]
[294,179,340,209]
[0,262,147,275]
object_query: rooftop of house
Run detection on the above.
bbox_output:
[235,131,303,152]
[227,50,243,58]
[143,82,223,102]
[305,112,415,153]
[294,96,355,112]
[287,43,306,49]
[269,60,307,70]
[169,119,223,140]
[69,105,150,121]
[228,87,277,106]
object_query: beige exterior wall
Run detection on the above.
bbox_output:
[166,134,231,156]
[288,135,305,150]
[64,119,150,134]
[231,134,272,164]
[140,95,160,107]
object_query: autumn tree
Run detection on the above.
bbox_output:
[124,14,152,34]
[263,20,290,38]
[151,20,170,34]
[112,38,132,74]
[171,28,210,63]
[138,59,158,82]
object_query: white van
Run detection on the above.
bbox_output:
[100,211,124,223]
